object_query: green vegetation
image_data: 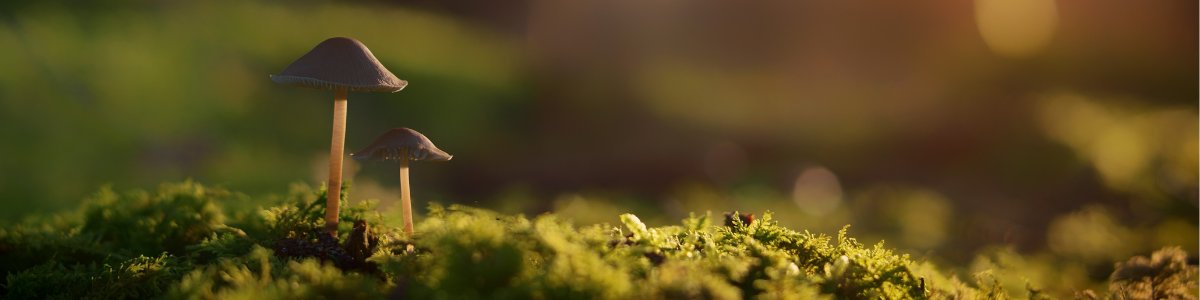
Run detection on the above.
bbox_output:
[1,181,1195,299]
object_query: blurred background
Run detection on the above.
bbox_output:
[0,0,1195,293]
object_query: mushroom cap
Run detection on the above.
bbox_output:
[351,128,453,162]
[271,37,408,93]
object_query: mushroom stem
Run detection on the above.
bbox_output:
[324,87,349,236]
[399,158,413,236]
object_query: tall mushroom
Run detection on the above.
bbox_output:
[351,128,452,236]
[272,37,408,236]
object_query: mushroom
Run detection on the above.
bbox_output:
[351,128,452,236]
[272,37,407,236]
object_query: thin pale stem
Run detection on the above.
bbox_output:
[399,157,413,236]
[325,87,348,236]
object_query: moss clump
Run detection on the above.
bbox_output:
[79,182,234,256]
[1107,247,1198,300]
[166,247,388,299]
[6,254,188,299]
[0,181,1195,299]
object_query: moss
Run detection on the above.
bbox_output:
[79,181,234,256]
[6,254,188,299]
[1108,247,1198,300]
[1,181,1195,299]
[0,223,110,279]
[167,247,388,300]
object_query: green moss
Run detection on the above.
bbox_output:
[6,254,188,299]
[80,181,234,256]
[167,247,388,300]
[0,222,110,279]
[0,181,1195,299]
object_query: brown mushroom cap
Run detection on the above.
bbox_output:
[351,128,453,162]
[271,37,408,93]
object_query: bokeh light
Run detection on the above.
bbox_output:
[791,166,843,217]
[975,0,1058,57]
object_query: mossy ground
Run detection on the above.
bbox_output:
[0,181,1194,299]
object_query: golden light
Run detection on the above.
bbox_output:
[974,0,1058,58]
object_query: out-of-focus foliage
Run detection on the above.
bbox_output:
[968,246,1092,297]
[1037,92,1198,199]
[2,182,1196,299]
[1046,205,1136,263]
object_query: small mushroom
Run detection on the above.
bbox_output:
[352,128,452,235]
[272,37,407,236]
